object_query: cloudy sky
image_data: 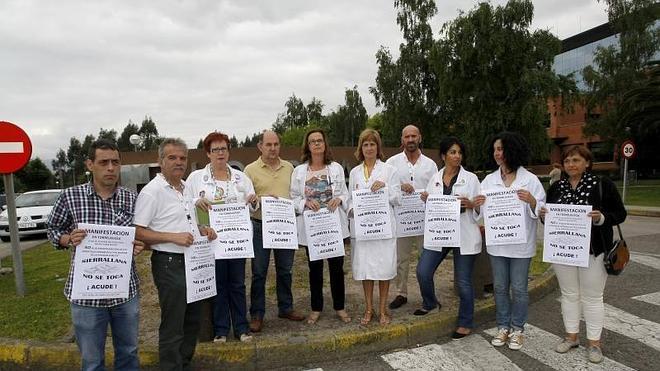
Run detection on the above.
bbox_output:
[0,0,608,163]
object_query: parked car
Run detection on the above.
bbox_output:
[0,189,62,242]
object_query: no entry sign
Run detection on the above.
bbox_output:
[0,121,32,174]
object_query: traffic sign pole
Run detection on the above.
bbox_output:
[620,140,636,205]
[3,173,26,297]
[622,158,628,203]
[0,121,33,297]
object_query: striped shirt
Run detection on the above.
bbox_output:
[46,182,139,307]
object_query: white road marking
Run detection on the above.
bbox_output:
[0,142,24,153]
[630,253,660,270]
[484,325,634,370]
[381,336,522,371]
[555,297,660,351]
[603,303,660,352]
[632,291,660,306]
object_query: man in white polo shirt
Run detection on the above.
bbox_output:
[385,124,438,310]
[134,138,217,371]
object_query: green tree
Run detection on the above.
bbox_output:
[430,0,576,168]
[197,139,204,149]
[15,158,53,191]
[98,128,118,142]
[618,61,660,175]
[327,86,368,147]
[51,149,68,188]
[81,134,95,160]
[138,116,160,150]
[306,97,324,124]
[118,120,140,151]
[582,0,660,171]
[229,135,239,149]
[66,137,86,185]
[273,94,310,134]
[370,0,440,146]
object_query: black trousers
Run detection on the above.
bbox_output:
[305,247,346,311]
[151,251,202,371]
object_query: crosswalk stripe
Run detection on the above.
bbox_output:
[381,336,522,371]
[630,253,660,270]
[484,325,634,370]
[554,297,660,352]
[603,303,660,352]
[632,291,660,306]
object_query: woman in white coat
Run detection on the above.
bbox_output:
[474,131,545,351]
[290,129,351,324]
[417,137,482,339]
[348,128,401,326]
[185,131,258,343]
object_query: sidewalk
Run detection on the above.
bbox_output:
[0,250,558,371]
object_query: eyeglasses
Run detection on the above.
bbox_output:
[210,147,229,153]
[308,139,324,145]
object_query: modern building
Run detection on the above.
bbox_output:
[547,22,619,168]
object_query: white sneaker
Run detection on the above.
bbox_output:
[508,330,523,350]
[587,345,603,363]
[491,328,509,347]
[555,338,579,353]
[239,333,253,342]
[213,336,227,343]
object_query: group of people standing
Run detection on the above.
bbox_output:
[47,123,626,370]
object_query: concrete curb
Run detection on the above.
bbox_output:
[626,205,660,218]
[0,270,559,370]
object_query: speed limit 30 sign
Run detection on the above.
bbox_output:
[621,140,636,160]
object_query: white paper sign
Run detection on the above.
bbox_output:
[352,187,393,241]
[209,204,254,259]
[483,189,527,246]
[184,237,217,303]
[70,223,135,300]
[543,203,593,267]
[395,190,426,237]
[304,209,345,261]
[261,197,298,249]
[423,195,461,249]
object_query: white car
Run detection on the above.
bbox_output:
[0,189,62,242]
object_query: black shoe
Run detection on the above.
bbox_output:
[451,331,471,340]
[413,308,430,316]
[413,303,441,316]
[389,295,407,309]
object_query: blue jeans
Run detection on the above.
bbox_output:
[249,219,295,318]
[70,295,139,371]
[416,247,477,328]
[489,255,531,332]
[213,258,249,337]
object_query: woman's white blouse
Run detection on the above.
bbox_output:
[479,166,546,258]
[290,161,350,246]
[425,166,482,255]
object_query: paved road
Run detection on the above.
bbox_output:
[291,216,660,371]
[0,236,48,260]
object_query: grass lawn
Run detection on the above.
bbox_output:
[0,242,72,341]
[530,242,550,277]
[613,179,660,207]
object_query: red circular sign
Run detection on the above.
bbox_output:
[0,121,33,174]
[621,140,636,160]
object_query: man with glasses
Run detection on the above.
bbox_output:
[385,125,438,310]
[47,139,145,370]
[134,138,217,370]
[244,130,304,332]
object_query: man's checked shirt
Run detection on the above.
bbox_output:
[47,182,139,307]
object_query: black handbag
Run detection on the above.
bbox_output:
[604,225,629,275]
